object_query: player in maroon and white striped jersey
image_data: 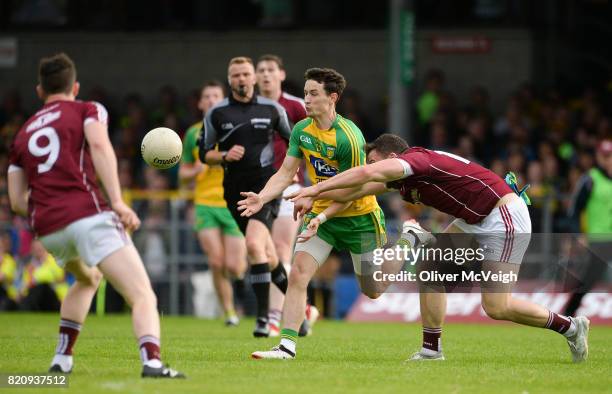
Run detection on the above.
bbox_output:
[288,133,590,363]
[256,54,318,337]
[7,53,184,378]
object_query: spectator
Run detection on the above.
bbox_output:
[417,68,444,126]
[337,89,375,141]
[464,85,492,123]
[564,139,612,316]
[150,85,186,130]
[18,240,67,311]
[0,231,18,310]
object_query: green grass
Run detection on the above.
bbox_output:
[0,313,610,393]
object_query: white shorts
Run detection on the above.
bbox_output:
[39,211,132,268]
[278,183,302,218]
[293,235,367,275]
[452,197,532,264]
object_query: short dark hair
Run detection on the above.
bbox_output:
[304,68,346,98]
[365,133,409,156]
[202,79,226,95]
[38,53,76,95]
[257,54,284,70]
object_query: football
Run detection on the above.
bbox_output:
[141,127,182,169]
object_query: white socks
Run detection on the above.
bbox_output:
[280,338,296,354]
[563,318,578,338]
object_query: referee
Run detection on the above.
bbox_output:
[199,56,293,337]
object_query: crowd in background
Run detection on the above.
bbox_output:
[1,70,611,312]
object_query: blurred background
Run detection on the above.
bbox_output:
[0,0,610,321]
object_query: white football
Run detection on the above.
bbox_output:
[141,127,182,169]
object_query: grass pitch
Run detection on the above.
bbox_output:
[0,313,610,393]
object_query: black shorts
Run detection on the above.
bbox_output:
[224,169,280,235]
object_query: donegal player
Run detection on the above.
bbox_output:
[239,68,388,359]
[255,54,317,336]
[179,80,246,326]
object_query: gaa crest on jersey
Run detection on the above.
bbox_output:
[326,146,335,159]
[310,156,338,177]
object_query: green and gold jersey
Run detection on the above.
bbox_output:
[182,122,226,207]
[287,114,379,217]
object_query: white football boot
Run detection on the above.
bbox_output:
[566,316,590,363]
[399,221,436,248]
[251,345,295,360]
[406,351,445,361]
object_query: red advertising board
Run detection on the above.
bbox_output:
[347,291,612,325]
[431,36,491,53]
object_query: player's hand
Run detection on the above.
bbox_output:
[287,185,319,202]
[238,192,263,217]
[225,145,245,162]
[296,217,321,243]
[194,160,205,172]
[292,197,314,221]
[111,200,141,232]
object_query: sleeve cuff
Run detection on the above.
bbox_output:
[394,158,413,178]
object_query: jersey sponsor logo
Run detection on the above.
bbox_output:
[26,111,61,133]
[221,122,234,130]
[299,135,312,144]
[310,155,338,178]
[251,118,271,129]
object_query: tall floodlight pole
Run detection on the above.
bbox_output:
[389,0,414,143]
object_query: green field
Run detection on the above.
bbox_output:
[0,313,610,393]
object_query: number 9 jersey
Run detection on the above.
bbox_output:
[8,100,111,236]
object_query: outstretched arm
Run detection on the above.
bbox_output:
[290,182,389,219]
[318,182,390,202]
[314,158,408,195]
[289,158,409,201]
[238,155,301,217]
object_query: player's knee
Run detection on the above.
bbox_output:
[225,262,245,278]
[288,264,310,288]
[147,288,158,307]
[482,299,510,320]
[273,240,290,257]
[207,254,224,270]
[135,286,157,308]
[245,237,265,256]
[122,280,157,308]
[76,267,103,288]
[89,269,103,288]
